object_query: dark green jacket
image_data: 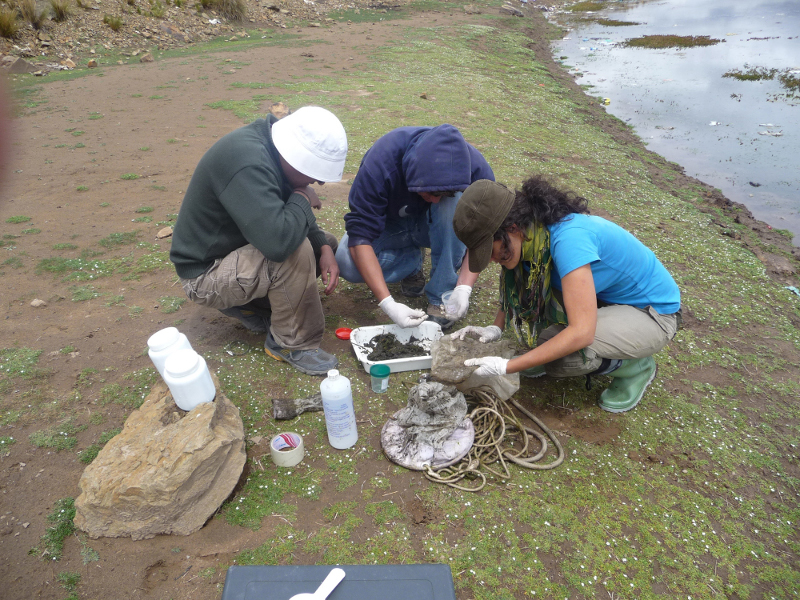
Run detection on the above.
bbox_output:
[170,115,328,279]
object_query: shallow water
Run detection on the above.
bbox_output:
[551,0,800,244]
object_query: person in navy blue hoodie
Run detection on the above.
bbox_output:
[336,124,495,330]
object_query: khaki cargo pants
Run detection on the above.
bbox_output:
[180,233,336,351]
[537,304,680,378]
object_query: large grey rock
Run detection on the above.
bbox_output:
[74,378,246,540]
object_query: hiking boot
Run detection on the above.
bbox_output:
[219,306,270,333]
[264,332,338,376]
[400,269,426,298]
[599,356,657,413]
[425,304,456,331]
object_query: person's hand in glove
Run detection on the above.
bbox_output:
[379,296,427,328]
[450,325,502,343]
[464,356,509,377]
[444,284,472,319]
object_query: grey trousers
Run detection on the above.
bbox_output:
[180,233,337,351]
[535,304,680,378]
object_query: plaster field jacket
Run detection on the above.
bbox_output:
[344,124,495,247]
[170,115,328,280]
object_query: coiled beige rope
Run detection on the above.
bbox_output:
[424,387,564,492]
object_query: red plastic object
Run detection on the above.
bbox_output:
[335,328,352,340]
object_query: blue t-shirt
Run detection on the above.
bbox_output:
[547,214,680,314]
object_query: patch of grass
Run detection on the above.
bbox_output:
[595,18,638,26]
[88,111,103,120]
[73,142,85,149]
[199,0,245,20]
[166,137,179,143]
[134,206,154,213]
[623,34,723,49]
[53,243,78,250]
[105,295,124,306]
[98,369,157,408]
[568,1,606,11]
[0,7,19,39]
[152,184,167,191]
[139,146,150,151]
[29,422,83,450]
[79,427,121,464]
[0,435,16,448]
[33,498,75,561]
[71,130,85,136]
[59,345,77,354]
[99,230,138,247]
[103,13,122,31]
[0,347,44,379]
[20,0,47,29]
[3,256,23,269]
[158,296,186,314]
[6,215,32,224]
[76,367,99,388]
[120,173,139,180]
[49,0,72,21]
[70,284,101,302]
[22,228,41,234]
[128,305,144,317]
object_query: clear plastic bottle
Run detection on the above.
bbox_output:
[147,327,193,378]
[163,348,216,411]
[319,369,358,449]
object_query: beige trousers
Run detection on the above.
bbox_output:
[181,233,336,350]
[537,304,680,378]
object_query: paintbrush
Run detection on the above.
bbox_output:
[272,392,323,420]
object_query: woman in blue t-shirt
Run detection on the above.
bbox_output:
[451,176,681,412]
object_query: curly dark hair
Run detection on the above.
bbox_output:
[493,175,590,262]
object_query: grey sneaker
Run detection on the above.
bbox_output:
[400,269,425,297]
[425,304,456,331]
[264,332,338,376]
[219,306,270,333]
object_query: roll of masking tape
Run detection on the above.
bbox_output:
[270,432,304,467]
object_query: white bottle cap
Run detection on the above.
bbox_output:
[327,369,339,378]
[148,327,180,352]
[165,348,200,378]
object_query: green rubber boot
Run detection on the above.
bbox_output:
[599,356,657,413]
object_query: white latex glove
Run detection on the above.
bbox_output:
[465,356,509,377]
[451,325,502,343]
[379,296,428,328]
[445,284,472,319]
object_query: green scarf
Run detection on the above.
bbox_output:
[500,223,569,348]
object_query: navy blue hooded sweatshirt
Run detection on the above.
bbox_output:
[344,125,495,247]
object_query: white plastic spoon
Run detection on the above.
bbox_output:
[289,568,345,600]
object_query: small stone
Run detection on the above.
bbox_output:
[156,226,173,239]
[140,53,154,63]
[269,102,290,119]
[61,58,76,69]
[87,59,98,68]
[30,299,47,308]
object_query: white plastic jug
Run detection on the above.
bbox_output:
[163,348,216,411]
[319,369,358,449]
[147,327,193,378]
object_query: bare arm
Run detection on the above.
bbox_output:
[505,264,597,374]
[350,244,392,301]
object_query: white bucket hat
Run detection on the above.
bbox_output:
[271,106,348,183]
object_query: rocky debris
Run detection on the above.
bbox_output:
[269,101,290,118]
[156,226,173,239]
[0,0,411,75]
[30,298,47,307]
[500,3,525,17]
[74,377,246,540]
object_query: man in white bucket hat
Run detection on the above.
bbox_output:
[171,106,348,376]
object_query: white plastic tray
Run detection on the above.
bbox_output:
[350,322,443,373]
